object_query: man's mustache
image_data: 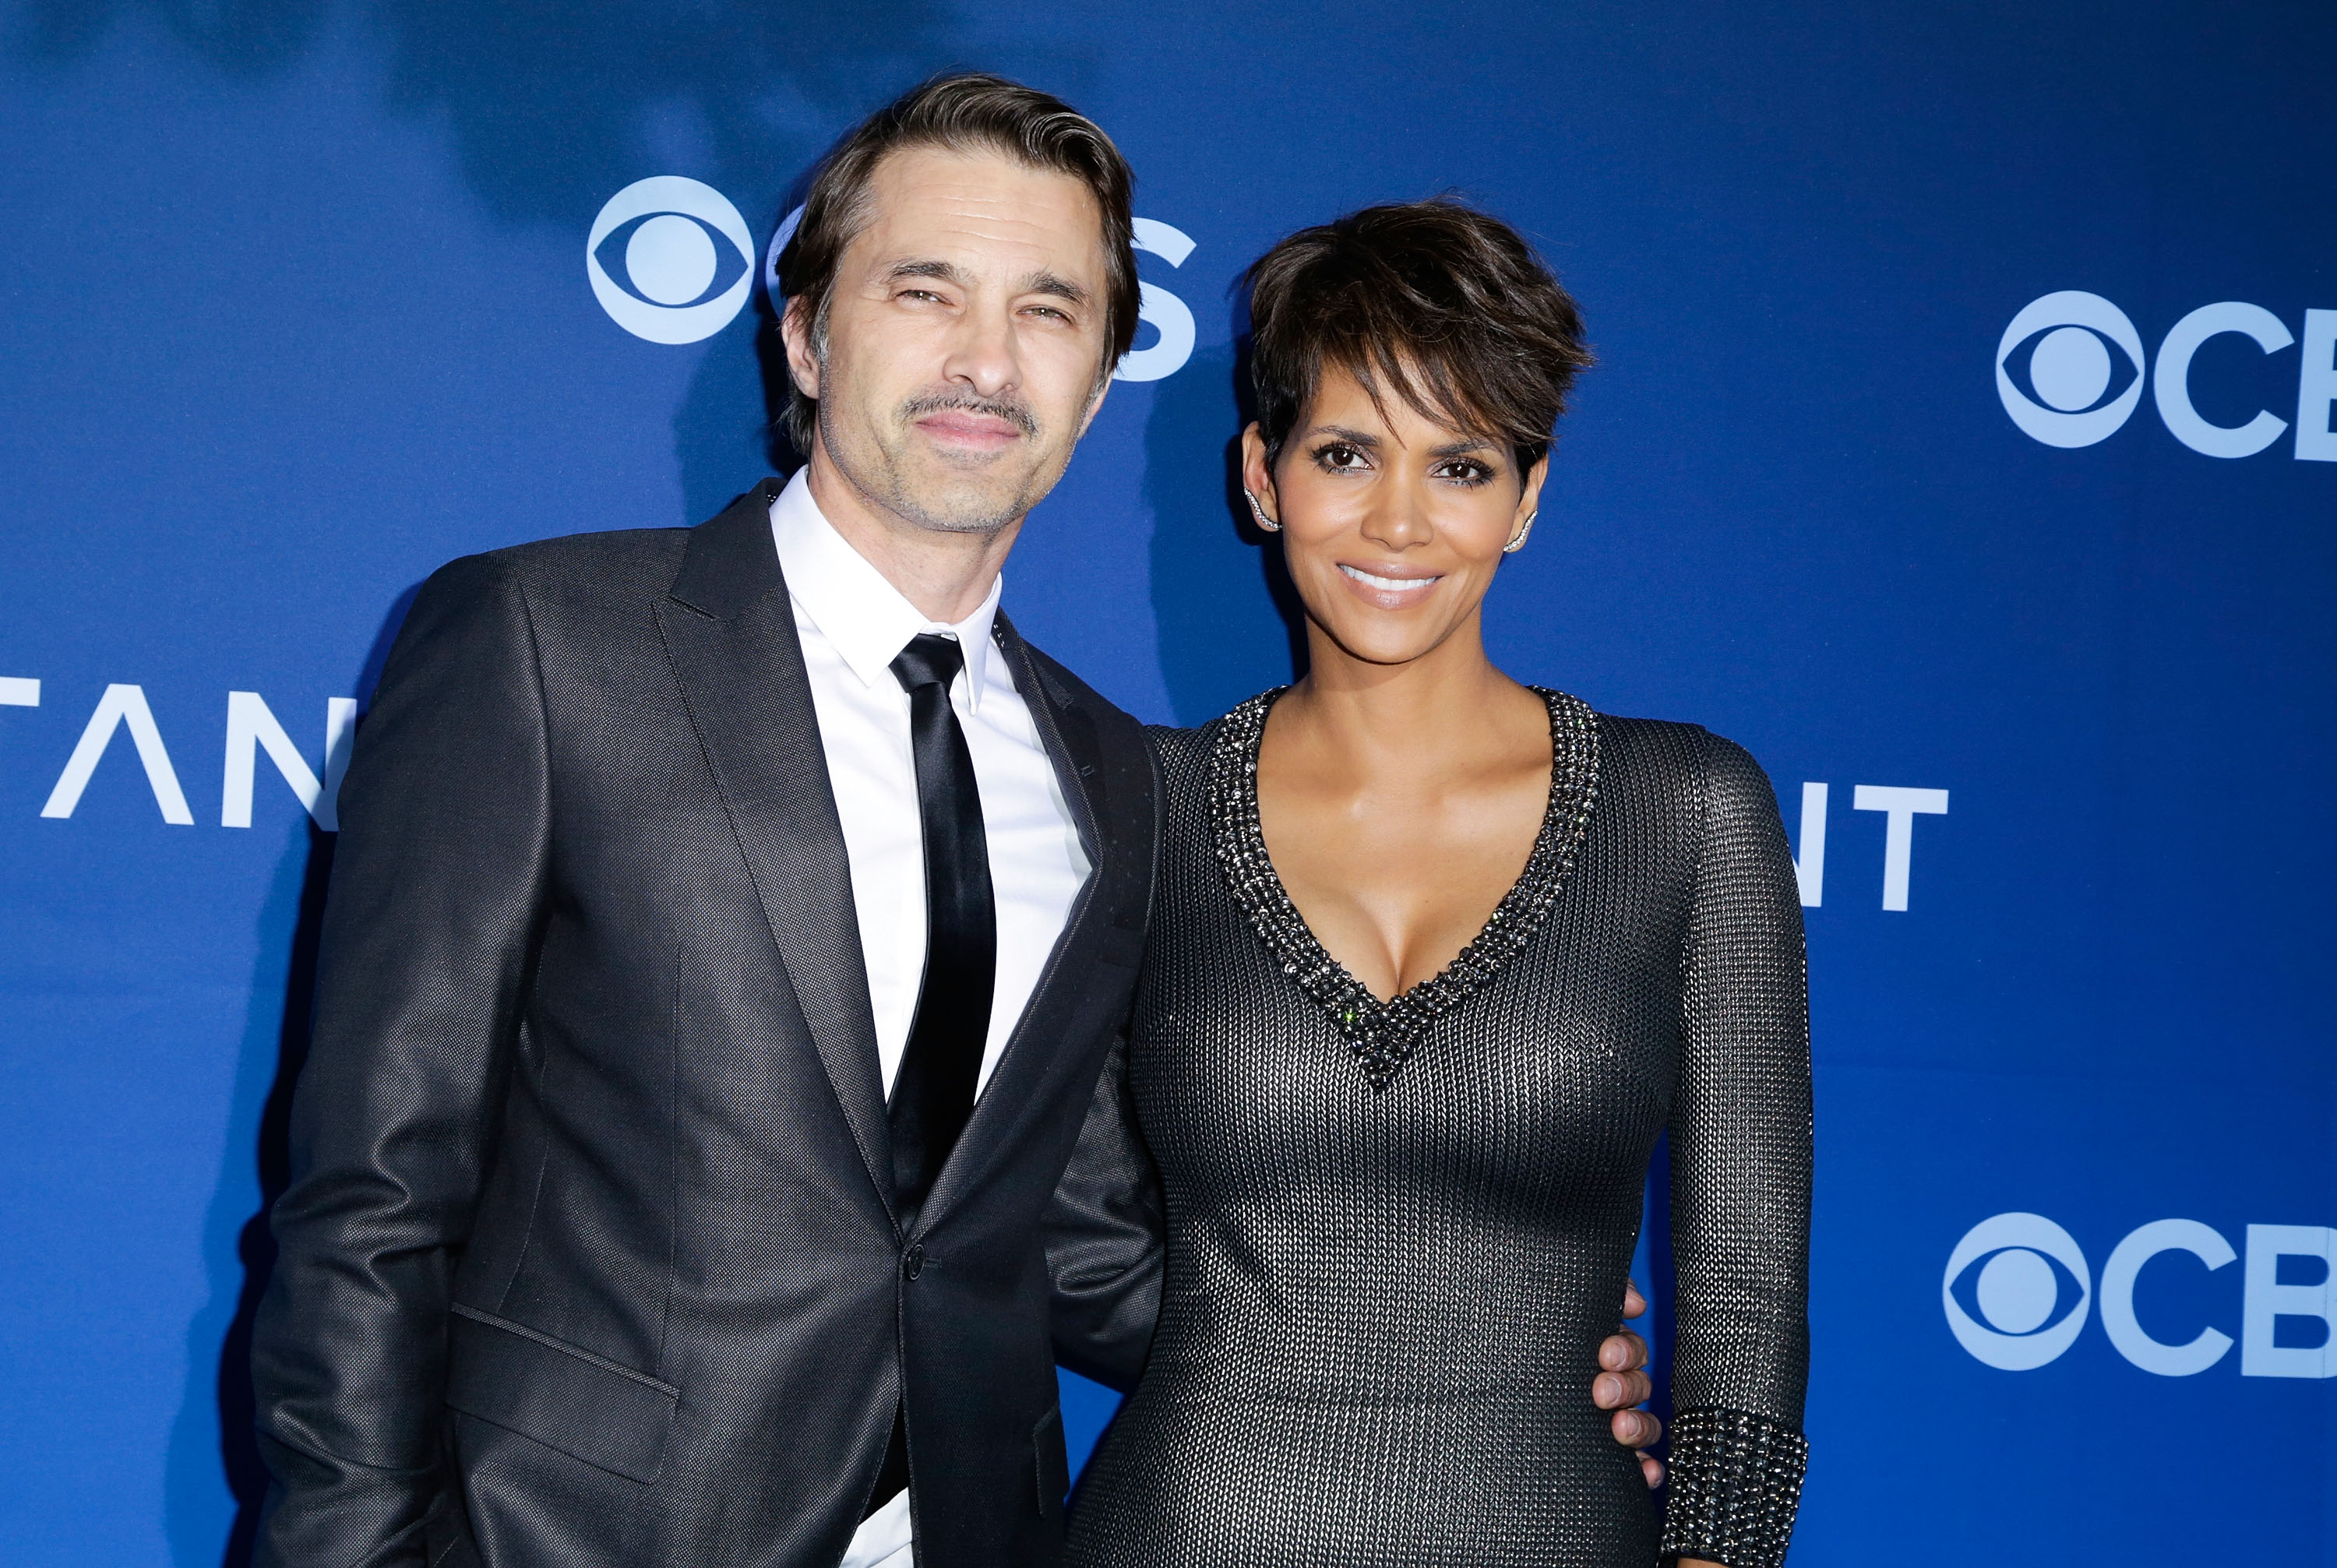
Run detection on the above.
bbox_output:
[898,390,1039,439]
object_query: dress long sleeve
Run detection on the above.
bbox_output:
[1657,732,1814,1568]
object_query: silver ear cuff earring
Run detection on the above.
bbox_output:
[1504,510,1539,553]
[1243,488,1281,533]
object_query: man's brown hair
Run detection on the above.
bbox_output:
[774,72,1140,457]
[1244,199,1594,474]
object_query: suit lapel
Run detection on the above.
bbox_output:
[913,614,1116,1232]
[655,481,894,1216]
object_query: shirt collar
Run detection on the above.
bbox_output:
[769,467,1000,708]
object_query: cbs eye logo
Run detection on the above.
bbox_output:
[587,177,755,344]
[1995,291,2148,449]
[1941,1211,2092,1369]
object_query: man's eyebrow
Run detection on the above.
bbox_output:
[882,258,969,287]
[1020,270,1091,307]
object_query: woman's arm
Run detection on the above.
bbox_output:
[1656,731,1814,1568]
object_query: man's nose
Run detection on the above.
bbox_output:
[939,298,1020,399]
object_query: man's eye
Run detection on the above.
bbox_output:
[1025,305,1070,322]
[898,288,945,303]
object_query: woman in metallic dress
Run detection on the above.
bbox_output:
[1052,200,1813,1567]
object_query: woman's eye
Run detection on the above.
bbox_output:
[1317,445,1366,470]
[1435,460,1494,486]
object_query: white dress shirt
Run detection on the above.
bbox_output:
[768,470,1090,1568]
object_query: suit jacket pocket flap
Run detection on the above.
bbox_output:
[446,1305,678,1483]
[1033,1404,1068,1519]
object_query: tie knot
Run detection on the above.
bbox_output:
[890,632,964,693]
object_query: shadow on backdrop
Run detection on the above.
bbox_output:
[161,586,418,1568]
[675,217,817,523]
[13,0,954,534]
[1144,343,1308,726]
[12,0,954,226]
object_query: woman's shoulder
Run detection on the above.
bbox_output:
[1144,689,1281,770]
[1144,721,1226,815]
[1590,709,1782,819]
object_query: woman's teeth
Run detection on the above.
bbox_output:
[1339,564,1440,593]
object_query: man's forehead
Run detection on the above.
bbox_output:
[850,145,1107,281]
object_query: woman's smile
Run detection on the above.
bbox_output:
[1335,560,1446,605]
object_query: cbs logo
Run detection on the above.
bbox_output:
[1997,291,2337,460]
[587,177,756,345]
[1944,1210,2337,1379]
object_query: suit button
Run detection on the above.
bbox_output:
[902,1244,924,1281]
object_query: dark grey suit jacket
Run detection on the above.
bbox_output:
[250,481,1161,1568]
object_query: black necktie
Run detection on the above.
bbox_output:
[885,632,996,1231]
[865,633,996,1522]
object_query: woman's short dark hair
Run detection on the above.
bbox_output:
[776,72,1140,457]
[1244,199,1594,474]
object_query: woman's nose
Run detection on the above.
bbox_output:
[1359,477,1433,550]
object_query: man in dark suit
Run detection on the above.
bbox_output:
[250,73,1661,1568]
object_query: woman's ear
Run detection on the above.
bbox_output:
[1240,422,1280,525]
[1515,453,1550,533]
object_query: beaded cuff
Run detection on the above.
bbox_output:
[1658,1406,1810,1568]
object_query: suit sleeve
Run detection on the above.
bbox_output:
[249,554,552,1568]
[1045,1027,1165,1393]
[1657,731,1814,1568]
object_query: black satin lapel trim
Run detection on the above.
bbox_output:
[912,618,1112,1235]
[995,613,1105,865]
[657,485,895,1215]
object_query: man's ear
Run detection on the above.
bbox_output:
[1075,373,1112,440]
[780,296,822,399]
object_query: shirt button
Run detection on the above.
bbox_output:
[902,1244,925,1281]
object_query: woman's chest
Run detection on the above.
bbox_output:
[1130,846,1691,1214]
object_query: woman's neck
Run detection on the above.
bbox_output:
[1276,612,1535,780]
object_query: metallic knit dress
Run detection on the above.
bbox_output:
[1063,691,1812,1568]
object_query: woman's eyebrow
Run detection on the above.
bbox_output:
[1302,425,1383,448]
[1427,436,1502,459]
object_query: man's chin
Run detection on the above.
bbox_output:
[882,475,1030,535]
[882,454,1052,533]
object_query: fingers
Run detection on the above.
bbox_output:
[1623,1277,1648,1320]
[1638,1453,1666,1489]
[1610,1406,1666,1452]
[1592,1369,1654,1410]
[1597,1330,1649,1372]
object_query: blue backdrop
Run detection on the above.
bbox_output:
[3,2,2332,1563]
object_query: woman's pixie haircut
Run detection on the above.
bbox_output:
[775,72,1139,458]
[1244,199,1595,474]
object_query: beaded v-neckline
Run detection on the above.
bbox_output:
[1208,686,1602,1091]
